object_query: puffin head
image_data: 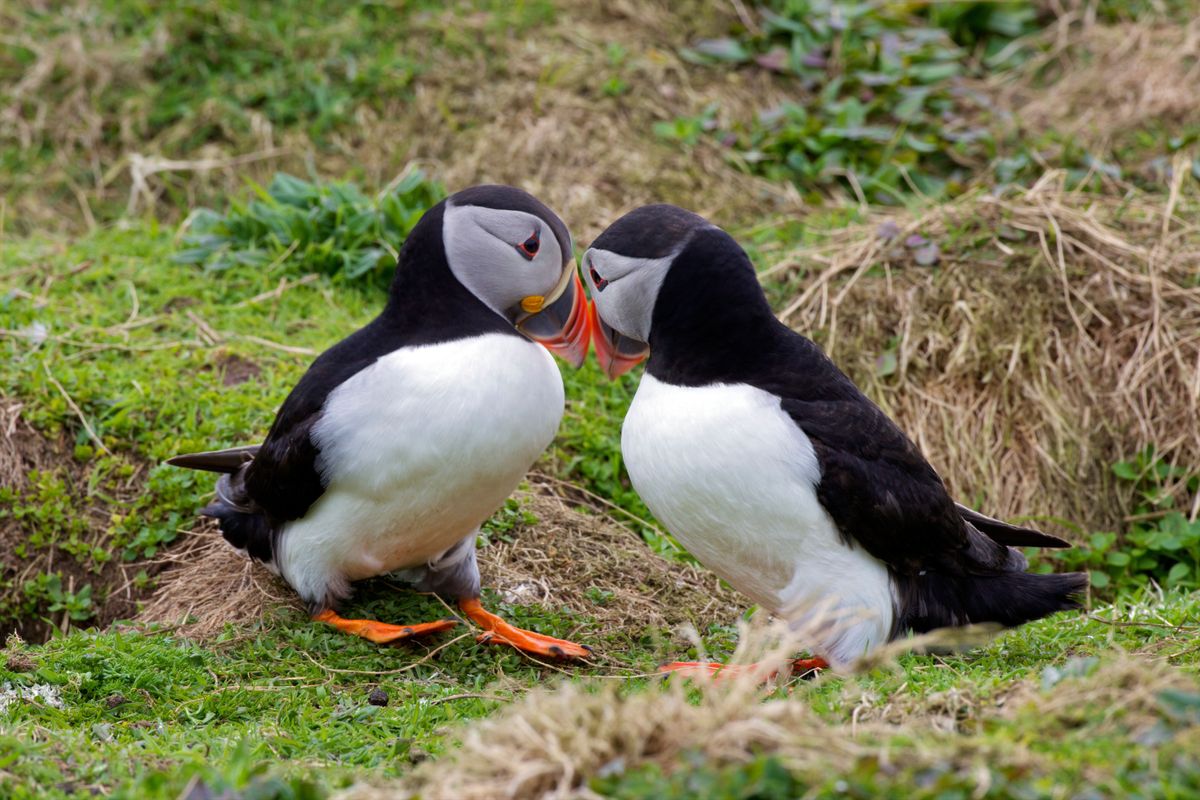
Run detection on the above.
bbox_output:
[436,184,590,366]
[582,204,723,379]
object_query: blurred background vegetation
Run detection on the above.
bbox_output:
[1,1,1199,798]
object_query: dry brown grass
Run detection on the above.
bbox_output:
[846,648,1198,736]
[341,621,847,800]
[391,0,799,243]
[340,621,1197,800]
[767,173,1200,533]
[1000,656,1197,740]
[135,476,744,641]
[0,0,798,236]
[992,15,1200,156]
[482,478,742,632]
[135,520,298,639]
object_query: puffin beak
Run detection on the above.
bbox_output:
[588,301,649,380]
[515,268,590,367]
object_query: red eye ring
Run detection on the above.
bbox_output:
[517,232,540,260]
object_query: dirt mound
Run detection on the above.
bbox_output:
[481,479,740,632]
[0,399,154,641]
[136,476,743,640]
[769,174,1200,533]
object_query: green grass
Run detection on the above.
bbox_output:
[0,211,666,633]
[2,219,1196,796]
[2,588,1196,798]
[660,0,1200,202]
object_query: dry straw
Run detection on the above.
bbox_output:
[1,1,798,236]
[992,15,1200,153]
[769,172,1199,532]
[136,479,743,641]
[342,616,853,800]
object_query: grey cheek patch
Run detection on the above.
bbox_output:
[443,204,558,318]
[587,249,675,343]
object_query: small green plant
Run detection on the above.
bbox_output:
[653,104,718,148]
[174,171,445,288]
[602,43,631,97]
[23,574,94,622]
[479,497,539,547]
[0,470,90,559]
[921,1,1039,50]
[673,0,1026,201]
[1044,449,1200,594]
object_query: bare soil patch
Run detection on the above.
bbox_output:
[0,399,158,641]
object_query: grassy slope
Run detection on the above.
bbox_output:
[2,0,1199,798]
[2,197,1197,800]
[0,223,654,631]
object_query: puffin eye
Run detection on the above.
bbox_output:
[517,232,540,260]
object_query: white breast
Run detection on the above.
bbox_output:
[278,333,563,604]
[622,374,895,665]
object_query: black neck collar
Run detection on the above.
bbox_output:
[646,227,787,386]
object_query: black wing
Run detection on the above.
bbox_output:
[771,336,1024,577]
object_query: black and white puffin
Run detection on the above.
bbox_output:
[582,204,1087,672]
[168,185,591,659]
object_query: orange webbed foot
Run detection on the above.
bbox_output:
[458,597,591,660]
[792,656,829,675]
[313,609,458,644]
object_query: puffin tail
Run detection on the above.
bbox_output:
[897,570,1088,634]
[166,444,261,474]
[198,473,277,565]
[958,570,1088,627]
[955,504,1072,549]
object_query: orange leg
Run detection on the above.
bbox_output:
[792,656,829,674]
[313,609,458,644]
[458,597,591,660]
[658,656,829,681]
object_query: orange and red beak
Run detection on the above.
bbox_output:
[588,300,649,380]
[516,269,591,368]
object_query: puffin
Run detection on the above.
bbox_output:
[581,204,1087,672]
[168,185,592,659]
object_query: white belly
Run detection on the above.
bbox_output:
[622,374,895,665]
[278,333,564,603]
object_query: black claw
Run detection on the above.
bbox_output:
[403,627,414,635]
[582,644,594,653]
[549,645,564,656]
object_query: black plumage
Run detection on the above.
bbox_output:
[641,221,1086,635]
